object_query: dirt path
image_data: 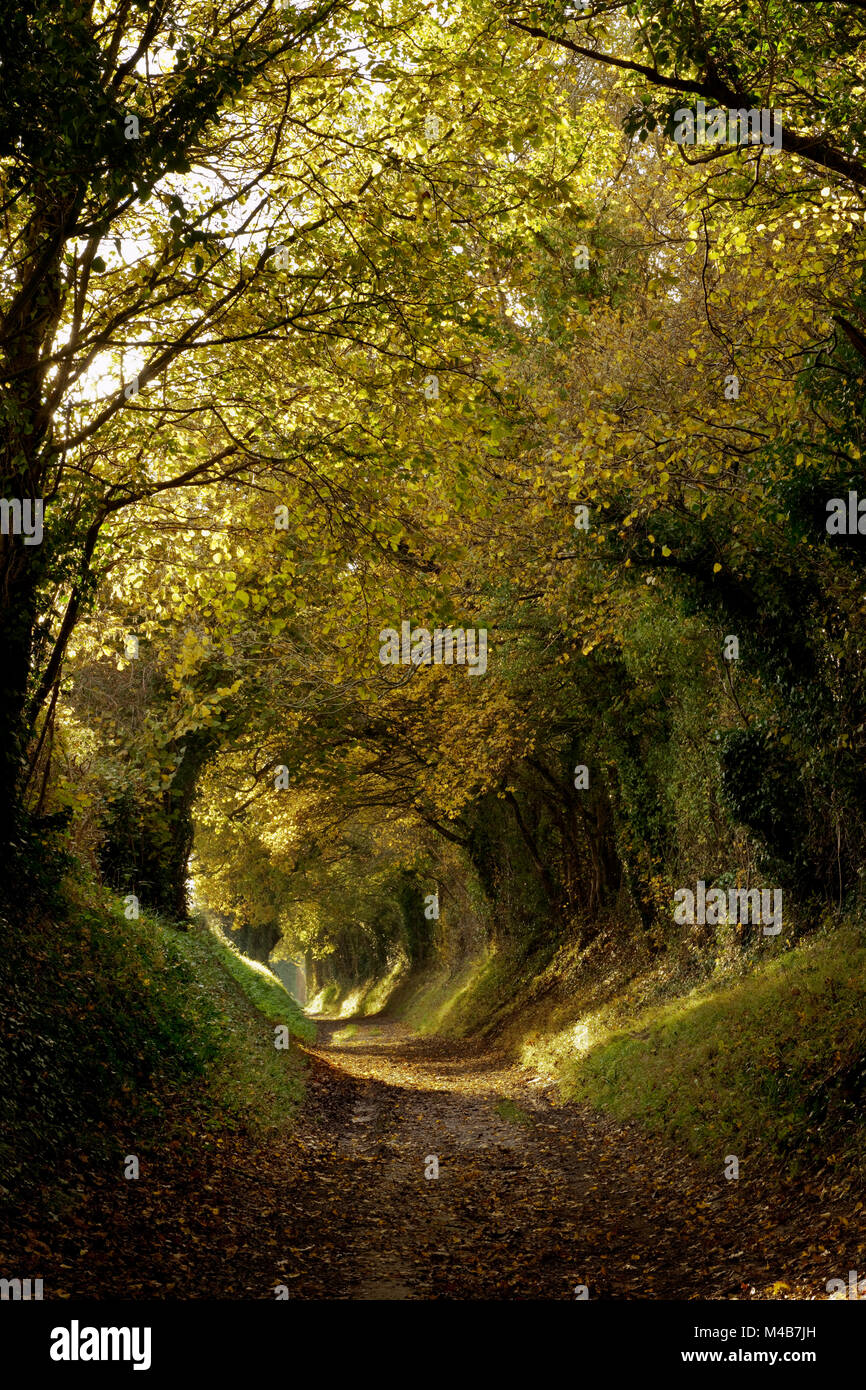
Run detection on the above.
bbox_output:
[292,1016,859,1300]
[11,1013,858,1299]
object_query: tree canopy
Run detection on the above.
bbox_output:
[1,0,864,986]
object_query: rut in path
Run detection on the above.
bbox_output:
[296,1016,851,1300]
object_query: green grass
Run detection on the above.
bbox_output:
[495,1098,534,1126]
[550,920,866,1174]
[195,926,314,1043]
[0,880,312,1225]
[306,955,409,1019]
[169,925,311,1134]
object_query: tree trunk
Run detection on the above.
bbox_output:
[98,730,219,920]
[0,567,39,850]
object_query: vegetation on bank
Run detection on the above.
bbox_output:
[0,880,309,1230]
[554,918,866,1176]
[196,920,314,1044]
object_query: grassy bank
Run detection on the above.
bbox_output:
[549,920,866,1176]
[306,954,409,1019]
[0,879,311,1227]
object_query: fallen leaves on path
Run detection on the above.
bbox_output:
[2,1017,863,1299]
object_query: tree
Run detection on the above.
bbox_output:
[503,0,866,187]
